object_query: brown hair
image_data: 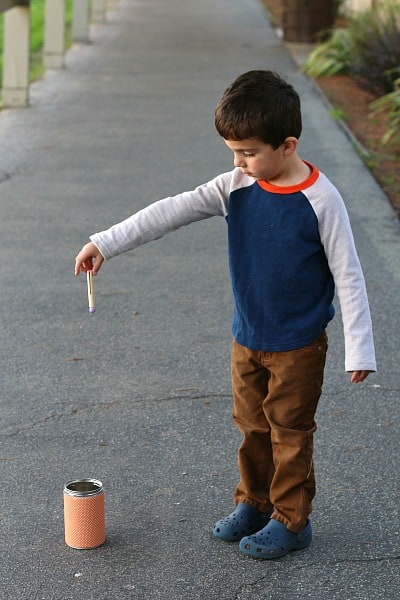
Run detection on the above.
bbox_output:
[215,70,302,149]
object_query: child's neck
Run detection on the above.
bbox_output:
[267,155,311,188]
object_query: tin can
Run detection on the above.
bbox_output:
[63,479,105,549]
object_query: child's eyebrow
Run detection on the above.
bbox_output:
[234,147,258,152]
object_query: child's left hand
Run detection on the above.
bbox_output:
[350,370,372,383]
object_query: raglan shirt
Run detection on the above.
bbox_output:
[91,165,376,372]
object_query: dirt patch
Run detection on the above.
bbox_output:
[315,75,400,217]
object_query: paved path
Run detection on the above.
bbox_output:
[0,0,399,598]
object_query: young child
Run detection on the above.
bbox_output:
[74,70,376,560]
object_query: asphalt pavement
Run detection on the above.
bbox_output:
[0,0,399,598]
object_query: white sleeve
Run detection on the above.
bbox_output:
[90,171,234,259]
[305,173,376,372]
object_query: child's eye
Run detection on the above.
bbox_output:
[243,152,255,157]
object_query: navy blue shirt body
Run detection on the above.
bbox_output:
[227,179,335,352]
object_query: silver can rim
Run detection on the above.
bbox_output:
[64,478,103,497]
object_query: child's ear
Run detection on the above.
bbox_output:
[282,137,298,157]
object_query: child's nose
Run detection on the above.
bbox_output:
[234,154,245,168]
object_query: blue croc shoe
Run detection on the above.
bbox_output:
[212,503,271,542]
[239,518,312,559]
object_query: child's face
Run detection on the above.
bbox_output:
[224,138,286,182]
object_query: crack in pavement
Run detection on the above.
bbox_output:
[1,391,232,437]
[231,556,400,599]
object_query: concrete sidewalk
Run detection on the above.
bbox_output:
[0,0,399,598]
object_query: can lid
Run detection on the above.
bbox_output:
[64,478,103,497]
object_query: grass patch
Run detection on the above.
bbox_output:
[328,106,348,122]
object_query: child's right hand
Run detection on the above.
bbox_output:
[75,241,104,276]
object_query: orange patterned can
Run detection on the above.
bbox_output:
[63,479,105,549]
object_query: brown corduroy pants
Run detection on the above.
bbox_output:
[231,332,328,533]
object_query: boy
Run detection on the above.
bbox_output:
[75,70,376,559]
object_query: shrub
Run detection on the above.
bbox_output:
[302,28,353,77]
[370,78,400,146]
[302,0,400,93]
[349,1,400,93]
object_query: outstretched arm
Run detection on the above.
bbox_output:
[75,242,105,276]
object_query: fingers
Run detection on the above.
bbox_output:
[350,370,371,384]
[91,253,104,275]
[75,242,104,276]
